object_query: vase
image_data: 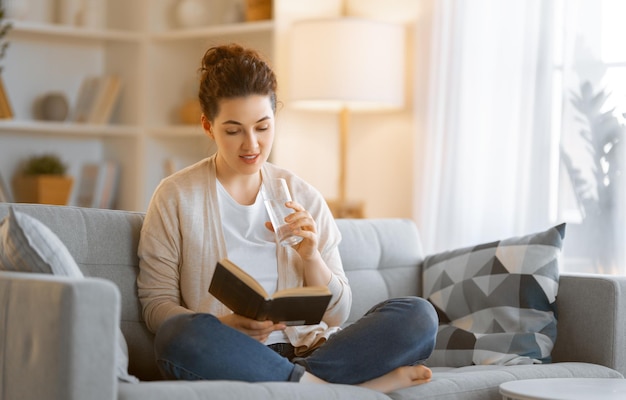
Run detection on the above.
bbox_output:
[179,98,202,125]
[4,0,30,20]
[34,92,69,121]
[222,1,244,24]
[245,0,272,22]
[175,0,213,29]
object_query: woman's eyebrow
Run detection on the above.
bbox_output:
[222,120,242,125]
[221,116,272,125]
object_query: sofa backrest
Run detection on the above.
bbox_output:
[336,218,425,324]
[0,204,426,381]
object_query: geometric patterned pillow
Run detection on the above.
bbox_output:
[422,224,565,367]
[0,207,138,383]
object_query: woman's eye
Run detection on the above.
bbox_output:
[256,125,269,131]
[225,129,240,135]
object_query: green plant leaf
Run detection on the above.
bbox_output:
[22,154,68,175]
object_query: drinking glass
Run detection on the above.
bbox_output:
[261,178,304,247]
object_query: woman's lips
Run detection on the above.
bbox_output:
[240,154,259,164]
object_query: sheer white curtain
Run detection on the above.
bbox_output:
[556,0,626,274]
[417,0,556,253]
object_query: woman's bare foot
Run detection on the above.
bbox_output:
[299,371,328,384]
[358,365,432,393]
[299,365,432,394]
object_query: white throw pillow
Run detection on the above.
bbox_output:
[0,207,138,383]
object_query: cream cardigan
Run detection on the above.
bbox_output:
[137,155,352,353]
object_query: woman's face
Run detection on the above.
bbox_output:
[203,95,275,181]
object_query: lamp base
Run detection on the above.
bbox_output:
[327,199,365,219]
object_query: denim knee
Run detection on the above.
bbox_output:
[154,313,223,380]
[154,313,205,362]
[406,297,438,333]
[383,297,438,361]
[154,313,301,382]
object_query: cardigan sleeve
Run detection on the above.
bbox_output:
[281,170,352,328]
[137,157,229,334]
[282,179,353,352]
[318,235,352,327]
[137,178,193,333]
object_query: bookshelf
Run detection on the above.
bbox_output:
[0,0,275,211]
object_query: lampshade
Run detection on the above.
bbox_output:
[289,18,406,112]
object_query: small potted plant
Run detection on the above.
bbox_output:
[13,154,74,205]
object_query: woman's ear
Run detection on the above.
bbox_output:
[201,114,214,139]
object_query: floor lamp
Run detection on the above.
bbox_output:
[289,18,405,218]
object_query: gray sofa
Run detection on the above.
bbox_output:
[1,203,624,400]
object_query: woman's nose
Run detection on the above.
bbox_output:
[243,130,258,148]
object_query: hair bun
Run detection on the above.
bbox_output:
[198,44,277,120]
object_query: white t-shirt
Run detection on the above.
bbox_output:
[216,180,288,345]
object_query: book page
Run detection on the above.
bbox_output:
[273,286,331,298]
[220,258,269,298]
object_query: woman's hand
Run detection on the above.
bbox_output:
[219,313,286,342]
[265,201,332,287]
[264,200,318,260]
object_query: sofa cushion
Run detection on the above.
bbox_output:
[0,207,84,276]
[0,207,138,383]
[336,218,425,324]
[422,224,565,367]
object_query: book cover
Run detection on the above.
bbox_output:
[209,258,332,326]
[88,75,122,124]
[73,76,99,123]
[0,171,12,202]
[0,77,13,119]
[75,163,99,207]
[75,161,119,209]
[97,162,119,209]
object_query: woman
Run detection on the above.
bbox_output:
[137,44,438,393]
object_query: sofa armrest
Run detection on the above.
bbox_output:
[0,272,120,400]
[552,273,626,376]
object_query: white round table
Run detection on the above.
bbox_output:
[499,378,626,400]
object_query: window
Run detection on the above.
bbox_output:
[554,0,626,274]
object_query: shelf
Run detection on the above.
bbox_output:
[151,20,274,41]
[0,120,140,138]
[9,20,142,43]
[148,125,205,137]
[2,0,276,211]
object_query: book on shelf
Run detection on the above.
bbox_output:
[209,258,332,326]
[75,161,120,209]
[88,75,122,124]
[73,75,122,124]
[0,77,14,119]
[0,171,12,202]
[73,76,98,123]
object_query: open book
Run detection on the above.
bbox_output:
[209,258,332,326]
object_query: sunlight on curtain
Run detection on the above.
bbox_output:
[556,0,626,274]
[418,0,555,254]
[419,0,626,275]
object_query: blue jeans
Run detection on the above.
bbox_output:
[154,297,438,385]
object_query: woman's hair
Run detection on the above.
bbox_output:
[199,44,277,121]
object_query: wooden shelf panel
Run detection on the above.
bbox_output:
[9,20,142,43]
[0,120,140,138]
[148,125,205,137]
[151,20,274,41]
